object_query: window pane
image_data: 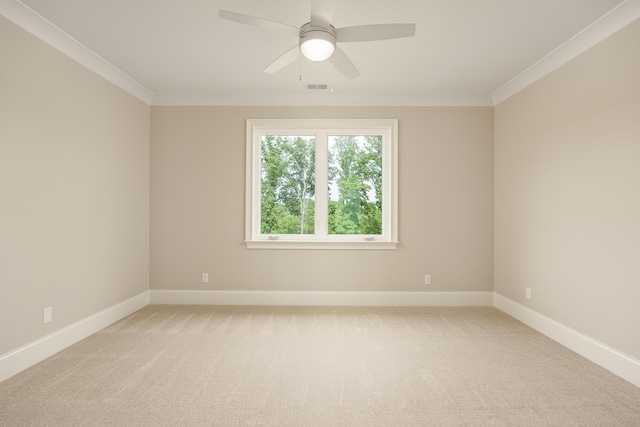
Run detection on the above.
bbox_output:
[328,135,382,235]
[261,135,315,234]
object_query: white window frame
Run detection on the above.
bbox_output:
[245,118,398,249]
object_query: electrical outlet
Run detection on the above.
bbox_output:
[43,307,52,324]
[525,287,532,300]
[424,274,432,285]
[202,273,209,283]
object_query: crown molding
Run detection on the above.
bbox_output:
[491,0,640,105]
[1,0,154,104]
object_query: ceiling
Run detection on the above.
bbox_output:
[6,0,634,105]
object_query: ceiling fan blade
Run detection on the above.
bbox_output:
[310,0,336,27]
[336,23,416,43]
[264,45,301,73]
[328,46,359,80]
[218,10,299,37]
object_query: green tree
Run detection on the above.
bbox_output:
[262,134,381,236]
[328,135,382,235]
[261,135,315,234]
[279,136,315,234]
[261,135,284,234]
[357,136,382,234]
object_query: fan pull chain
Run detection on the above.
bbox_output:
[299,54,303,82]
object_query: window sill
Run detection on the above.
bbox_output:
[245,240,399,250]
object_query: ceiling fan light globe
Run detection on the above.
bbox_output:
[301,39,334,61]
[300,30,335,61]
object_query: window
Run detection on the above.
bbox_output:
[246,119,398,249]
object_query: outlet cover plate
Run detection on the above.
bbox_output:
[43,307,52,324]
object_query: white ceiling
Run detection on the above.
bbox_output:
[5,0,637,105]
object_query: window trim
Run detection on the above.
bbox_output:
[245,118,398,250]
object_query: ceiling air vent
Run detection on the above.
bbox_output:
[305,83,332,93]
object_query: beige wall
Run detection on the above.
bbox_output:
[0,17,150,354]
[151,106,493,293]
[495,19,640,359]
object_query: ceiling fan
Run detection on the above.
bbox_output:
[218,0,416,79]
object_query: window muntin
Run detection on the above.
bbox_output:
[246,119,398,249]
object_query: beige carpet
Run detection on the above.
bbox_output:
[1,305,639,426]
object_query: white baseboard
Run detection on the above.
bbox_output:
[0,291,149,383]
[5,290,638,390]
[493,293,640,388]
[150,289,494,307]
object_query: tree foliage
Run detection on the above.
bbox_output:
[328,135,382,235]
[261,136,315,234]
[260,134,382,235]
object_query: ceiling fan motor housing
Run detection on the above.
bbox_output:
[299,23,336,61]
